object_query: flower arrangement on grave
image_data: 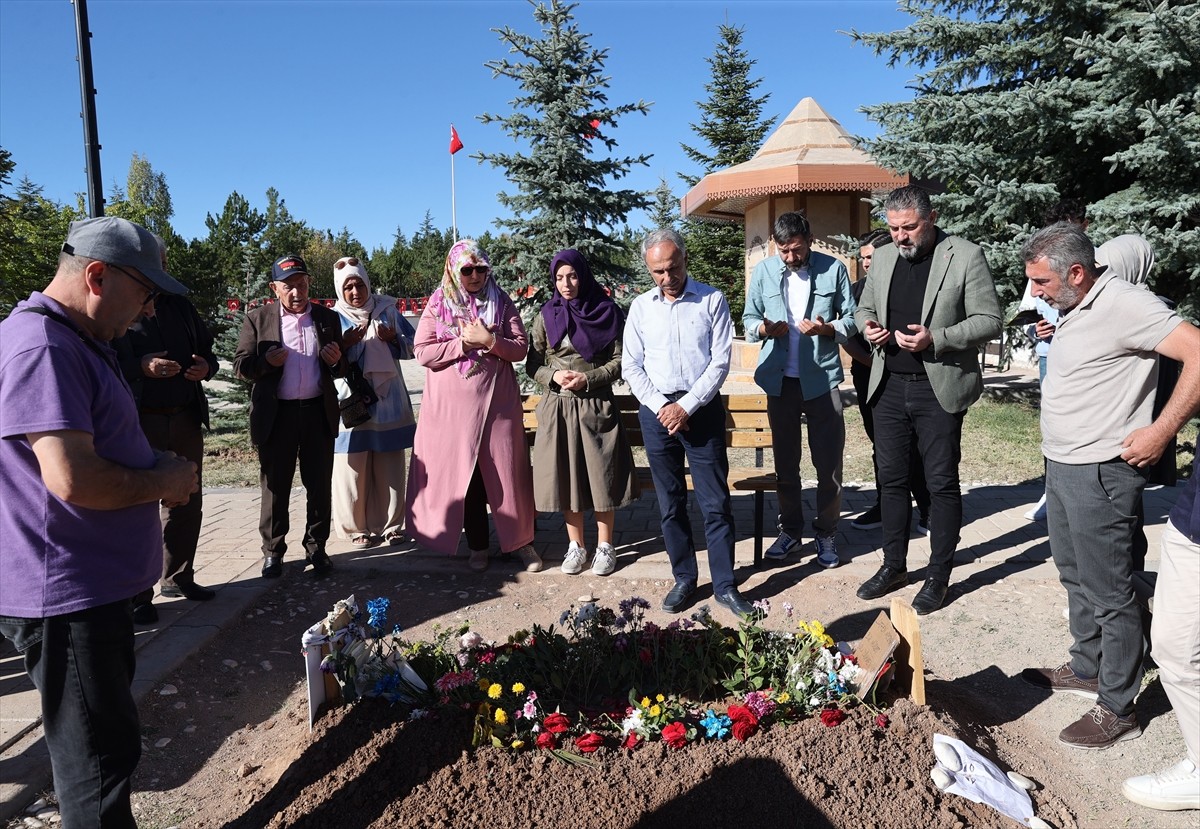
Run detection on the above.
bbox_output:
[311,594,889,756]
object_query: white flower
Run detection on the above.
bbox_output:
[459,631,483,650]
[620,710,645,736]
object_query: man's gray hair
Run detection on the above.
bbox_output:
[1021,222,1100,279]
[641,227,687,259]
[883,185,934,218]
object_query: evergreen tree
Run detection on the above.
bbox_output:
[647,177,679,232]
[679,23,776,330]
[850,0,1200,317]
[475,0,651,316]
[0,170,81,317]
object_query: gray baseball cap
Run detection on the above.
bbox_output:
[61,216,189,295]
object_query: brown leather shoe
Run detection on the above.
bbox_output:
[1020,663,1099,700]
[1058,704,1140,750]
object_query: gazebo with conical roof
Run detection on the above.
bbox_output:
[681,96,908,287]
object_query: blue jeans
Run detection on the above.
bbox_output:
[871,372,964,581]
[1046,458,1148,716]
[639,398,737,594]
[0,601,140,828]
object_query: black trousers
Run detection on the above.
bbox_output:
[871,372,964,581]
[257,400,334,559]
[853,365,929,515]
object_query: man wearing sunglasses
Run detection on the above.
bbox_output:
[234,255,344,579]
[0,216,199,827]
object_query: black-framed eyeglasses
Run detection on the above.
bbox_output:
[109,263,161,307]
[460,265,489,277]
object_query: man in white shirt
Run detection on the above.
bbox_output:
[743,212,856,568]
[622,228,753,618]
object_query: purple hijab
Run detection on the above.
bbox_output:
[540,249,622,364]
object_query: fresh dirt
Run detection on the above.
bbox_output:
[126,557,1192,829]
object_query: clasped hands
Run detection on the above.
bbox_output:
[142,351,209,381]
[760,316,834,338]
[553,369,587,392]
[460,318,497,351]
[863,320,933,352]
[264,342,342,367]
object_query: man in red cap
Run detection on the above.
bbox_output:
[234,255,344,578]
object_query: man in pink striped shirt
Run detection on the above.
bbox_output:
[234,255,344,578]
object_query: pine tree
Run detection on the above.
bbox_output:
[647,177,679,232]
[850,0,1200,317]
[475,0,651,316]
[679,23,776,330]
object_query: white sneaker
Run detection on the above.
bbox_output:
[468,547,489,572]
[1122,757,1200,811]
[513,544,543,573]
[815,535,840,568]
[591,542,616,576]
[765,531,801,560]
[561,541,589,575]
[1024,493,1048,522]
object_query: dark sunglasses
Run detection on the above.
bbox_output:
[109,264,160,307]
[335,257,360,269]
[460,265,489,277]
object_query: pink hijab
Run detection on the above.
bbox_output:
[429,239,504,377]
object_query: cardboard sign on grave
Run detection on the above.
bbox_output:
[853,610,900,701]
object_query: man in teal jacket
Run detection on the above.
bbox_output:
[854,185,1001,614]
[743,212,856,569]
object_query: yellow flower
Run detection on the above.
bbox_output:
[650,704,662,717]
[655,694,665,703]
[778,691,791,703]
[809,620,826,637]
[512,682,526,694]
[478,677,491,691]
[822,634,834,648]
[511,739,525,749]
[488,683,503,699]
[640,696,651,708]
[494,708,508,724]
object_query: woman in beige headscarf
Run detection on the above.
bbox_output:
[331,256,417,547]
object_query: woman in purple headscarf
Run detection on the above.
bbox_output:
[526,249,639,576]
[406,239,540,574]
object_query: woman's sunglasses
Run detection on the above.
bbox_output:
[460,265,490,276]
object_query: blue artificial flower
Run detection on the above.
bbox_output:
[373,672,401,699]
[700,709,731,740]
[367,597,390,630]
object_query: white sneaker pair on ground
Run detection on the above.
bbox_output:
[1122,757,1200,811]
[560,541,616,576]
[1024,492,1048,522]
[764,531,839,568]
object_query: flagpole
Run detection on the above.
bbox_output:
[450,124,458,243]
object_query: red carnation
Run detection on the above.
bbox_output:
[820,708,846,728]
[536,731,558,750]
[874,713,890,730]
[622,732,642,750]
[542,712,571,734]
[727,704,759,741]
[575,732,605,753]
[662,721,688,749]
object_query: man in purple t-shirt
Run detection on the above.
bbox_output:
[0,216,198,828]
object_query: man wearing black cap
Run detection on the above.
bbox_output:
[0,216,199,827]
[234,255,344,578]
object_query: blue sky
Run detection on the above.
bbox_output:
[0,0,917,252]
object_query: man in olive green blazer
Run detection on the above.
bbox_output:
[853,185,1002,614]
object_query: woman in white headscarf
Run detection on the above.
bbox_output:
[1097,233,1177,565]
[331,256,417,547]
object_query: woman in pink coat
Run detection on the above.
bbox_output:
[405,239,540,573]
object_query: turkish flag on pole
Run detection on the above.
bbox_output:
[449,125,464,155]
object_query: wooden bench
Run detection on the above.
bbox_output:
[522,392,778,566]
